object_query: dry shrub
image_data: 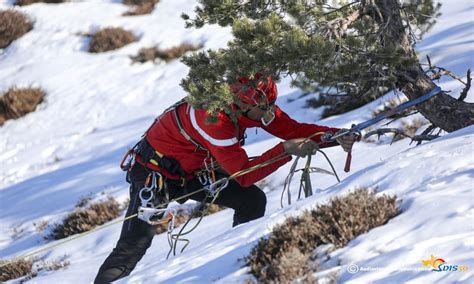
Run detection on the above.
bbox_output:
[130,43,203,63]
[194,203,225,217]
[0,258,33,282]
[246,188,399,283]
[123,0,159,16]
[75,196,93,208]
[0,10,33,49]
[15,0,65,6]
[88,27,137,53]
[393,118,428,142]
[49,197,121,240]
[33,220,49,239]
[0,257,69,282]
[0,87,45,126]
[123,0,155,4]
[402,119,427,137]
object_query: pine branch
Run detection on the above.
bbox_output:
[422,59,467,85]
[320,8,362,40]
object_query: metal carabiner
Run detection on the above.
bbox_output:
[139,187,154,205]
[139,172,162,206]
[207,178,229,197]
[198,172,208,185]
[120,149,136,172]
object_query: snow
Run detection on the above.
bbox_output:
[0,0,472,283]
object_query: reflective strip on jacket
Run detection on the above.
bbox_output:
[145,102,339,187]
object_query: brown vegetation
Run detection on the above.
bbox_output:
[0,10,33,49]
[15,0,65,6]
[395,118,428,141]
[246,188,399,283]
[48,197,122,239]
[130,43,203,63]
[0,258,33,282]
[88,27,137,53]
[0,87,45,126]
[0,257,69,282]
[123,0,159,16]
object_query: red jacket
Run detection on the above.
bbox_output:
[144,102,339,187]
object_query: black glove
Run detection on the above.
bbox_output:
[335,129,360,152]
[283,138,319,157]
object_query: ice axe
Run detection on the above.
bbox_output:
[321,86,442,172]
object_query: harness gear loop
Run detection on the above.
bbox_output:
[137,172,172,225]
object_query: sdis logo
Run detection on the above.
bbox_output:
[421,255,469,272]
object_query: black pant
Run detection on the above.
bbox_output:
[94,163,266,283]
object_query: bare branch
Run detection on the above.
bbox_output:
[417,123,437,145]
[458,69,471,102]
[365,127,439,145]
[426,55,432,69]
[364,127,410,139]
[410,134,440,144]
[322,1,359,16]
[422,63,467,85]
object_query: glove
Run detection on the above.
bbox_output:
[283,138,319,157]
[335,129,360,152]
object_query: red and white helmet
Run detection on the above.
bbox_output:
[230,73,277,106]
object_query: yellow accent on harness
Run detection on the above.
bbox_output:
[155,150,164,158]
[149,150,164,166]
[158,175,164,189]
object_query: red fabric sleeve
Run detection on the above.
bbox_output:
[264,106,341,148]
[210,142,291,187]
[194,111,292,187]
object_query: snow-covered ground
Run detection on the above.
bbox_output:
[0,0,472,283]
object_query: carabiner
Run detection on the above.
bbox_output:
[198,173,208,185]
[207,178,229,197]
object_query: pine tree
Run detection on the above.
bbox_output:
[181,0,473,132]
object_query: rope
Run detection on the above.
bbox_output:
[1,131,332,267]
[166,190,221,259]
[280,148,341,207]
[298,155,313,199]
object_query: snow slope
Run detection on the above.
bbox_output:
[0,0,472,283]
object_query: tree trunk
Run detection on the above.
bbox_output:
[374,0,474,132]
